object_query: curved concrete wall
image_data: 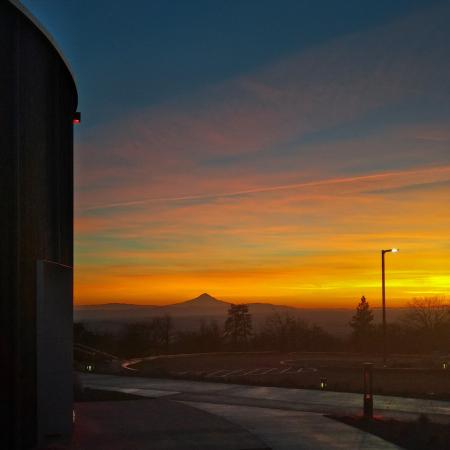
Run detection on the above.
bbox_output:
[0,1,78,448]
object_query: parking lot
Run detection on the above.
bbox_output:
[174,365,318,378]
[135,352,450,399]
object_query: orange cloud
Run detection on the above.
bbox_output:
[74,4,450,306]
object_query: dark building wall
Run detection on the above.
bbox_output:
[0,2,77,448]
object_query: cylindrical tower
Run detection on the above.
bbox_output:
[0,1,78,448]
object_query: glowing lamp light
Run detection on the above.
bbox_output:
[442,361,448,370]
[383,248,399,254]
[320,377,327,390]
[73,111,81,124]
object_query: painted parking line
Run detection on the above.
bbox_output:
[207,369,229,377]
[248,368,276,376]
[239,368,257,376]
[251,368,270,375]
[175,366,317,378]
[240,368,264,376]
[220,368,247,377]
[260,367,279,375]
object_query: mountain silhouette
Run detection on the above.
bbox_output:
[168,292,228,306]
[74,293,408,336]
[174,292,227,305]
[163,293,231,316]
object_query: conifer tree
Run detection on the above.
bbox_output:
[224,304,252,349]
[349,296,374,352]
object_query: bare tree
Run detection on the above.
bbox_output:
[402,297,450,351]
[403,297,449,332]
[123,322,155,357]
[262,312,307,351]
[199,320,222,351]
[152,315,173,353]
[256,312,336,352]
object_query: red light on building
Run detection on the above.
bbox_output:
[73,112,81,124]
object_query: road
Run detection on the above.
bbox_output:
[78,372,450,449]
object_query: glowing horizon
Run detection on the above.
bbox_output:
[67,2,449,307]
[74,157,450,307]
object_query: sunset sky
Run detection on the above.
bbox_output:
[25,0,450,307]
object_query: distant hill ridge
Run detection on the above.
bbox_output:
[76,292,294,314]
[75,292,409,336]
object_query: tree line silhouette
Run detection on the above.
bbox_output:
[349,296,450,354]
[74,296,450,358]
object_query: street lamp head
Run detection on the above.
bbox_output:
[382,248,399,254]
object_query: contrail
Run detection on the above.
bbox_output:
[81,165,450,211]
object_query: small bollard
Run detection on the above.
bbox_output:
[363,363,374,419]
[320,377,327,390]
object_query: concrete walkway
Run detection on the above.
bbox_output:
[79,373,422,449]
[81,373,450,421]
[183,402,399,450]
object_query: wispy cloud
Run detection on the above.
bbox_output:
[81,165,450,211]
[74,3,450,305]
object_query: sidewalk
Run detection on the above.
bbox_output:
[78,373,411,449]
[81,373,450,421]
[183,402,400,450]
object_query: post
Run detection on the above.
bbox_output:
[363,363,374,419]
[381,250,386,366]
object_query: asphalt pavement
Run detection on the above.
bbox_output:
[77,373,441,449]
[71,398,268,450]
[81,373,450,422]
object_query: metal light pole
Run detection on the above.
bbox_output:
[381,248,398,366]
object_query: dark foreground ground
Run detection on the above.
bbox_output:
[77,389,449,450]
[332,414,450,450]
[78,387,146,401]
[135,352,450,400]
[44,390,268,450]
[73,400,268,450]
